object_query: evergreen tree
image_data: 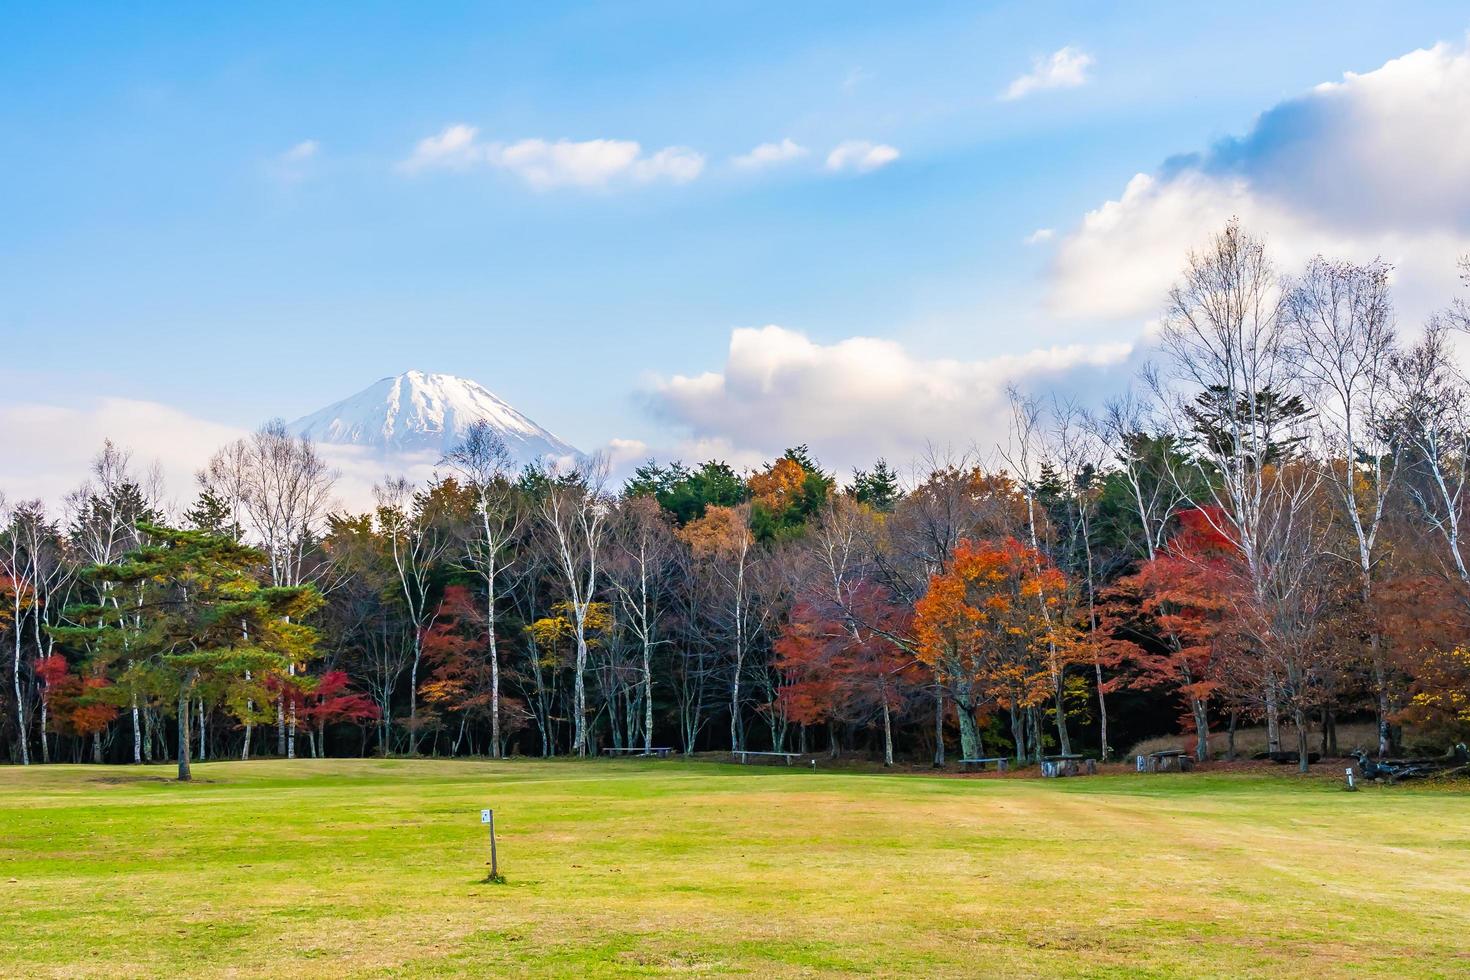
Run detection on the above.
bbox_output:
[52,523,321,780]
[850,459,902,512]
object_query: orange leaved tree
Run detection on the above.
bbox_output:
[913,537,1069,761]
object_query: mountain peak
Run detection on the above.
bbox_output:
[289,371,579,463]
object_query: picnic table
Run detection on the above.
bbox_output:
[1041,754,1096,778]
[732,750,804,766]
[601,746,675,758]
[957,756,1009,773]
[1138,749,1193,773]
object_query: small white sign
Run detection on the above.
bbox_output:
[480,809,492,824]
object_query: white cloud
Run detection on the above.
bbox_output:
[825,140,900,174]
[0,398,246,513]
[1025,228,1055,245]
[1047,39,1470,324]
[401,124,483,171]
[280,139,319,162]
[1001,46,1094,101]
[646,325,1138,472]
[630,145,706,184]
[398,125,704,188]
[842,68,871,94]
[732,138,809,170]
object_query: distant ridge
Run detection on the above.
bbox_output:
[289,370,580,465]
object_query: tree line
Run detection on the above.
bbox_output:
[4,222,1470,778]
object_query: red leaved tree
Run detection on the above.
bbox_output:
[775,580,917,764]
[1104,507,1244,761]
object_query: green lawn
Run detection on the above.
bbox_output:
[1,759,1467,977]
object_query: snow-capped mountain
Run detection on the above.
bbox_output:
[289,371,580,465]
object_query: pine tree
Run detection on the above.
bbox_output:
[52,523,321,780]
[850,459,902,512]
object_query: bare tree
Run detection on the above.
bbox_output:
[606,495,677,755]
[375,476,452,754]
[200,421,336,757]
[539,456,610,757]
[1392,320,1470,587]
[1091,390,1186,561]
[1153,220,1321,754]
[1284,255,1401,755]
[681,503,760,753]
[1052,399,1114,757]
[443,421,525,757]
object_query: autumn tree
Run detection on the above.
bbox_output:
[914,537,1067,761]
[1106,508,1243,761]
[53,523,322,780]
[681,503,762,752]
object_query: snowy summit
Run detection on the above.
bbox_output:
[289,370,579,464]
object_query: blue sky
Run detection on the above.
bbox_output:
[4,3,1470,500]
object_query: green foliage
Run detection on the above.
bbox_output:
[749,447,835,542]
[1185,384,1311,466]
[184,488,240,540]
[51,523,322,762]
[624,459,746,524]
[849,459,902,512]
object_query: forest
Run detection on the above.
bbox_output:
[4,222,1470,778]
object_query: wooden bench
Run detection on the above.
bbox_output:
[601,746,675,759]
[957,757,1009,773]
[732,750,803,766]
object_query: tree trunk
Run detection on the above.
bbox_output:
[880,686,894,767]
[642,639,654,755]
[12,618,29,766]
[277,696,287,756]
[92,730,103,764]
[573,631,589,757]
[1192,699,1209,763]
[141,701,152,762]
[1374,673,1391,758]
[177,673,197,782]
[287,664,297,759]
[956,700,981,760]
[1093,659,1110,759]
[489,589,501,759]
[1052,671,1072,756]
[408,630,423,755]
[1265,681,1281,754]
[932,690,945,766]
[129,681,141,764]
[1009,701,1025,763]
[1294,708,1310,775]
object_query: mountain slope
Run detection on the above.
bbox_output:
[289,371,579,463]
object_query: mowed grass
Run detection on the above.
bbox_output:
[1,760,1467,978]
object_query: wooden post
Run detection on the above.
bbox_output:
[488,810,499,878]
[481,808,503,882]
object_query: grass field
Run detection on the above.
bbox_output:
[1,759,1467,978]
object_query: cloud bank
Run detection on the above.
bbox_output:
[646,325,1139,473]
[1048,39,1470,323]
